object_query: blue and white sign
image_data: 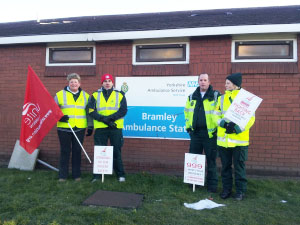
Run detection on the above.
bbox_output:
[116,76,198,139]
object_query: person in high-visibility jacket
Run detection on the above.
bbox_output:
[54,73,92,182]
[184,73,221,193]
[88,74,127,182]
[215,73,255,201]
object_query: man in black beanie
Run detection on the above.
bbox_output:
[215,72,255,201]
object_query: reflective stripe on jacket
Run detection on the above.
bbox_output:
[93,90,124,128]
[215,89,255,148]
[184,94,218,138]
[56,90,89,128]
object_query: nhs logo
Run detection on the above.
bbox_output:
[187,81,199,87]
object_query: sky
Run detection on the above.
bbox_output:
[1,0,300,23]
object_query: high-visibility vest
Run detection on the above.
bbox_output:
[215,89,255,148]
[184,93,219,138]
[92,90,124,128]
[56,90,89,128]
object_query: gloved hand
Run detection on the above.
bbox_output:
[59,115,69,122]
[107,114,116,122]
[225,122,236,134]
[219,119,227,128]
[233,124,242,134]
[86,127,93,136]
[102,116,111,125]
[186,128,193,134]
[108,121,117,129]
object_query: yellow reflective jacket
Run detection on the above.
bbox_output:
[215,89,255,148]
[92,90,124,128]
[56,89,89,128]
[184,86,220,138]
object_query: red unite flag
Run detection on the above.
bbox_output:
[19,65,64,154]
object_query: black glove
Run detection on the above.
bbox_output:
[225,122,236,134]
[108,121,117,129]
[86,128,93,136]
[102,116,111,125]
[186,128,193,134]
[59,115,69,122]
[108,115,116,122]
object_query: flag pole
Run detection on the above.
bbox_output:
[67,123,92,163]
[37,159,59,172]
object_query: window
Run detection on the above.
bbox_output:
[46,45,95,66]
[133,43,189,65]
[232,39,297,62]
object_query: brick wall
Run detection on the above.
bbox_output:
[0,36,299,177]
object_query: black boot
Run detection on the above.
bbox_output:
[220,189,232,199]
[233,193,245,201]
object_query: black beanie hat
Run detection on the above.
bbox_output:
[226,73,242,87]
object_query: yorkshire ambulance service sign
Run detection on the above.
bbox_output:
[116,76,198,139]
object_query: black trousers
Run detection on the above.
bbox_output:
[57,129,85,179]
[93,128,125,178]
[189,130,218,189]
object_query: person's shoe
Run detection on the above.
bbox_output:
[58,178,66,182]
[118,177,126,182]
[207,187,217,193]
[220,190,232,199]
[75,178,81,182]
[233,193,245,201]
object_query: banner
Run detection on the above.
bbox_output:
[224,88,263,129]
[184,153,206,186]
[116,76,198,139]
[19,65,64,154]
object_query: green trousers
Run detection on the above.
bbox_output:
[218,146,248,194]
[189,130,218,189]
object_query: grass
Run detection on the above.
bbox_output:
[0,168,300,225]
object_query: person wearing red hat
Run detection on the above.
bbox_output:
[87,74,127,182]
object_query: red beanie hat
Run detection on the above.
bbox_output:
[101,74,114,84]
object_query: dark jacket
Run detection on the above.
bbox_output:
[191,85,220,131]
[88,87,127,123]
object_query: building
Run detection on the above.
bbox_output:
[0,5,299,176]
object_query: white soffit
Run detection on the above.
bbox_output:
[0,23,300,45]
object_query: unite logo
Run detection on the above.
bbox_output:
[241,95,255,108]
[100,147,107,156]
[22,103,41,128]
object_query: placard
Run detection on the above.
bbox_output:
[93,146,113,174]
[224,88,263,129]
[184,153,206,186]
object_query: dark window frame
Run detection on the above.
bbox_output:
[49,47,94,64]
[235,40,293,60]
[136,44,187,62]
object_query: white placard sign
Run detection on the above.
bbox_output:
[224,88,263,129]
[184,153,206,186]
[93,146,113,174]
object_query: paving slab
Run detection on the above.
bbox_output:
[82,190,144,209]
[8,140,39,171]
